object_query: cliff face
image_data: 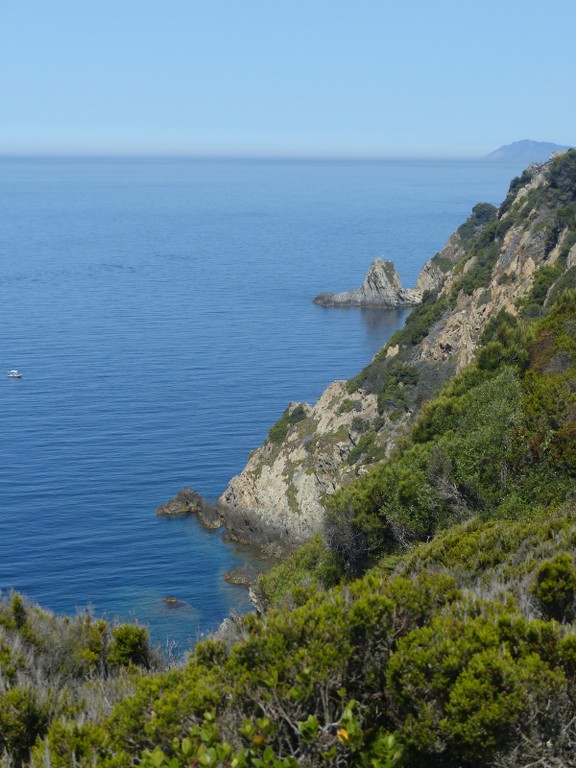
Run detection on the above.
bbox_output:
[218,382,384,554]
[418,162,576,370]
[161,152,576,556]
[313,258,421,308]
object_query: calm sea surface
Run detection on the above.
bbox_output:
[0,157,525,652]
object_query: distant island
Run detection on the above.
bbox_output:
[484,138,571,163]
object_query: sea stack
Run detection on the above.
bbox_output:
[313,258,421,308]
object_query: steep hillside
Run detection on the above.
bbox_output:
[3,153,576,768]
[25,278,576,767]
[217,150,576,555]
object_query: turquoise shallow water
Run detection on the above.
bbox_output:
[0,157,526,652]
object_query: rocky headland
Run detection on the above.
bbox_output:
[159,153,576,557]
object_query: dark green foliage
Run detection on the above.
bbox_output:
[456,203,498,244]
[0,687,50,766]
[547,265,576,304]
[108,625,153,670]
[345,427,387,467]
[376,362,419,414]
[546,148,576,205]
[386,608,566,765]
[328,365,525,572]
[474,307,530,370]
[267,405,307,445]
[351,415,369,433]
[338,398,356,414]
[389,293,448,348]
[450,237,500,301]
[518,262,566,317]
[255,535,344,610]
[533,554,576,621]
[499,167,536,215]
[431,252,453,273]
[480,309,519,344]
[324,465,394,574]
[11,593,27,629]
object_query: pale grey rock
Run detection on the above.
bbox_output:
[415,233,464,295]
[217,381,381,555]
[313,258,421,308]
[413,260,444,295]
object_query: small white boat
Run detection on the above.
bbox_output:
[7,369,22,378]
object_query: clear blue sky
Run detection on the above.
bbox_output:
[1,0,574,158]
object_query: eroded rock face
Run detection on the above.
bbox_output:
[313,258,421,308]
[216,381,383,554]
[415,233,464,295]
[418,164,568,371]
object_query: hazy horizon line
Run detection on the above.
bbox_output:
[0,150,497,162]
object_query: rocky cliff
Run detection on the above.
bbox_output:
[313,258,421,308]
[162,151,576,556]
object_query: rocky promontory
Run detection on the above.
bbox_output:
[159,152,576,558]
[313,258,421,308]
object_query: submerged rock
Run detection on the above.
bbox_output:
[162,597,187,608]
[224,564,260,588]
[313,258,421,308]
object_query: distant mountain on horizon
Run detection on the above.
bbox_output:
[484,139,572,163]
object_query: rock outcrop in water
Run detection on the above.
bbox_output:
[156,487,221,529]
[313,258,421,308]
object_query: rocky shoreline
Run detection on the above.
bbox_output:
[156,253,450,556]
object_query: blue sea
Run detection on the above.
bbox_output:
[0,156,525,653]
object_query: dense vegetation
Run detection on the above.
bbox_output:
[0,594,162,766]
[2,152,576,767]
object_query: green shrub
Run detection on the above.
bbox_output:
[386,607,566,764]
[267,405,307,445]
[499,168,535,216]
[255,535,344,610]
[108,625,153,670]
[0,687,50,767]
[389,294,448,348]
[456,203,498,244]
[431,253,454,273]
[518,263,565,317]
[11,593,27,629]
[533,554,576,621]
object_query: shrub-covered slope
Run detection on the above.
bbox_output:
[0,593,162,767]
